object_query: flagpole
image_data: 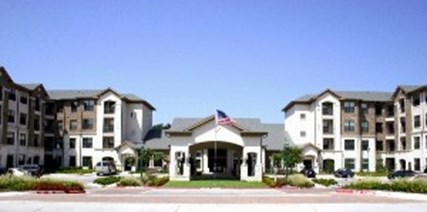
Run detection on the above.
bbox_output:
[214,110,218,180]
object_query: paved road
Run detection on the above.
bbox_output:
[1,187,426,211]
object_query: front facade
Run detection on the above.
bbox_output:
[143,116,287,181]
[0,67,155,171]
[284,85,427,173]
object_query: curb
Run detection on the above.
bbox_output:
[35,190,66,194]
[335,188,375,195]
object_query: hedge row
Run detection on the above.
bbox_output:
[0,176,84,192]
[93,175,169,187]
[93,176,122,185]
[312,178,338,187]
[344,179,427,194]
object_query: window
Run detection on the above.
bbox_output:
[413,94,420,106]
[400,117,406,133]
[8,110,15,123]
[361,103,368,113]
[83,100,95,111]
[343,101,355,113]
[414,115,420,128]
[7,131,14,145]
[361,121,369,133]
[300,131,306,138]
[19,133,26,146]
[400,137,406,150]
[375,122,383,133]
[18,154,25,166]
[362,159,369,170]
[71,101,78,112]
[414,136,420,150]
[323,138,334,150]
[344,139,355,150]
[300,113,306,120]
[82,138,93,148]
[376,140,383,151]
[69,156,76,167]
[362,140,369,151]
[323,120,333,134]
[57,102,64,112]
[69,138,76,149]
[0,86,2,100]
[20,94,28,104]
[344,158,355,169]
[69,120,78,131]
[322,102,333,115]
[414,158,420,171]
[386,122,395,134]
[0,105,2,123]
[8,89,16,101]
[104,101,115,114]
[375,103,383,115]
[82,119,94,130]
[103,118,114,132]
[82,156,92,168]
[34,135,40,147]
[57,120,63,131]
[35,98,40,111]
[34,116,40,131]
[19,113,26,125]
[344,120,355,132]
[386,105,394,117]
[33,156,40,165]
[399,98,405,113]
[102,137,114,149]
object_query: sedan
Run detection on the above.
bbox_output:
[387,170,416,179]
[334,168,354,178]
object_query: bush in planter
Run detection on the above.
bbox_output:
[152,176,169,187]
[287,174,314,188]
[0,176,84,192]
[93,176,122,185]
[117,177,142,187]
[312,178,338,187]
[262,176,277,188]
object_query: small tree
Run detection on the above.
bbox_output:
[282,145,303,180]
[139,147,153,178]
[272,153,283,173]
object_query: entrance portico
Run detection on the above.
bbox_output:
[166,115,266,181]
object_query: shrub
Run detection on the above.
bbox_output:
[262,176,277,188]
[117,177,142,187]
[287,174,314,188]
[344,178,427,194]
[312,178,338,187]
[93,176,122,185]
[58,167,94,174]
[150,176,169,187]
[0,175,84,192]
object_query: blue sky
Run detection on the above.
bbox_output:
[1,0,426,124]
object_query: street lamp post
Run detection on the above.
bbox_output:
[283,139,290,182]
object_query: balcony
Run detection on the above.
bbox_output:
[103,125,114,133]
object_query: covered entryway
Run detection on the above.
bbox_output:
[189,141,243,180]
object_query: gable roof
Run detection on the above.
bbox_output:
[166,116,267,135]
[392,85,427,98]
[47,88,155,110]
[283,89,393,112]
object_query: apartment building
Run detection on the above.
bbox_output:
[0,67,52,168]
[48,89,155,170]
[283,85,427,173]
[0,67,155,171]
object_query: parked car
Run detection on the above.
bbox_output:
[17,165,44,177]
[7,168,31,177]
[387,170,416,179]
[300,167,316,178]
[334,168,354,178]
[95,161,117,176]
[0,166,7,175]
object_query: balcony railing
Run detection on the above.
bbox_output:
[103,126,114,132]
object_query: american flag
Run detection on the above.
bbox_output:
[216,109,235,125]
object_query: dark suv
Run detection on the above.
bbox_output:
[387,170,416,179]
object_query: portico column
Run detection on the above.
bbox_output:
[169,146,177,180]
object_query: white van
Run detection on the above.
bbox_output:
[95,161,117,176]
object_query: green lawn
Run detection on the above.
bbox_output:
[164,180,267,188]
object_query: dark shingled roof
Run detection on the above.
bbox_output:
[283,89,394,111]
[143,118,288,151]
[19,83,43,90]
